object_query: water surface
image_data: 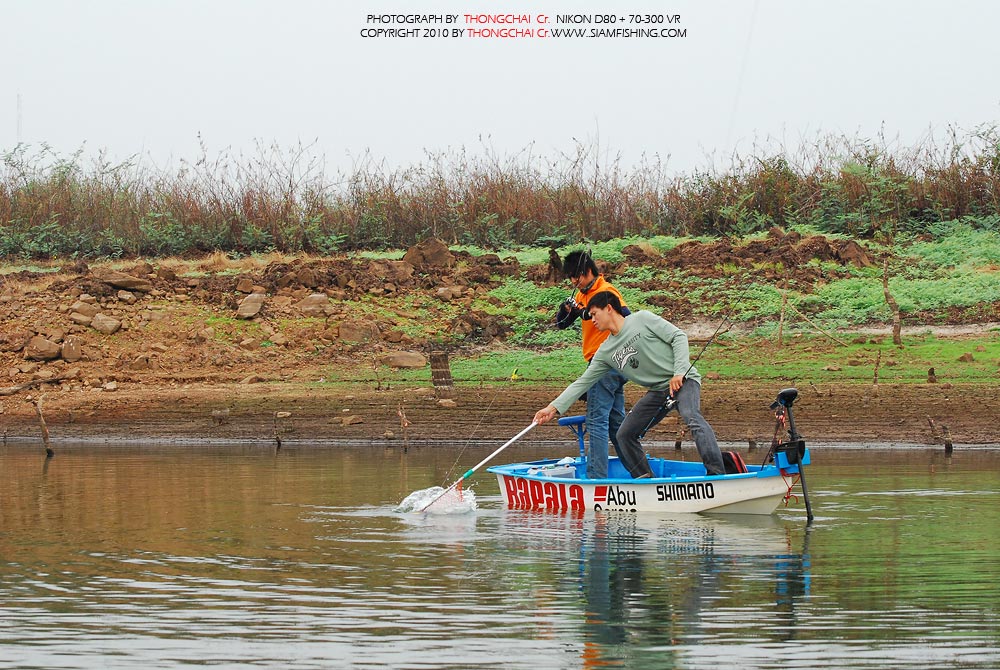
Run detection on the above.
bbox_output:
[1,444,998,668]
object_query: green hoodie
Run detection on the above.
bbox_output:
[551,310,701,414]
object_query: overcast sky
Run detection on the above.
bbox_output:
[3,0,999,177]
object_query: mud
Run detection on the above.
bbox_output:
[2,234,998,451]
[3,380,996,451]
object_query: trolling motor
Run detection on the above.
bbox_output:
[769,388,814,522]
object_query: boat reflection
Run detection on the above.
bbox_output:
[496,510,812,665]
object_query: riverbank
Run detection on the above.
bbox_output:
[2,237,998,452]
[3,380,997,450]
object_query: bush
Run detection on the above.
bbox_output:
[2,127,1000,259]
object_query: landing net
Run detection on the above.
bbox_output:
[397,484,478,514]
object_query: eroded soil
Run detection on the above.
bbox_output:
[1,234,998,449]
[2,380,996,451]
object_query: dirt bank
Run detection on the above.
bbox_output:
[3,380,996,450]
[2,235,998,450]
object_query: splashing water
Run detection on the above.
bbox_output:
[397,486,478,514]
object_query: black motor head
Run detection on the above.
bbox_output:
[770,387,799,409]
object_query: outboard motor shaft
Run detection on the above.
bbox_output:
[770,388,814,522]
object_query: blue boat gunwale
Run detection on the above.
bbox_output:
[486,410,809,486]
[487,455,794,484]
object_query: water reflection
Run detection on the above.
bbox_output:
[1,445,999,669]
[489,510,813,667]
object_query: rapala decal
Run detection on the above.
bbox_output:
[502,476,585,511]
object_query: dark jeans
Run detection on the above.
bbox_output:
[585,368,627,479]
[616,380,725,477]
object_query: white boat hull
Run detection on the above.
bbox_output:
[489,455,804,515]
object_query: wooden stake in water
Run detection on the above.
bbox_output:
[33,395,54,458]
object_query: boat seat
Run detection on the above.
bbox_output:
[557,415,587,459]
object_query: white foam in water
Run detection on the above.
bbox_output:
[397,486,478,514]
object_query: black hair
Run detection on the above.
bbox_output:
[562,250,598,278]
[586,290,625,315]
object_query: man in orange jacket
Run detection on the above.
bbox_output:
[554,251,630,479]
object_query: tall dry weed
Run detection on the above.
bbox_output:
[2,127,999,259]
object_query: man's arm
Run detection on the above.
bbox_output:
[536,356,611,422]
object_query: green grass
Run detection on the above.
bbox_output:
[0,264,62,275]
[800,271,1000,326]
[447,235,700,268]
[173,314,272,345]
[320,332,999,389]
[450,347,587,383]
[695,332,1000,383]
[485,280,579,346]
[904,224,1000,268]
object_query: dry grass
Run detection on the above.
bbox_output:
[631,240,662,256]
[0,269,72,296]
[2,126,999,259]
[195,251,240,274]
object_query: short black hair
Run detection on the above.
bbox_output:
[562,250,598,278]
[587,290,624,315]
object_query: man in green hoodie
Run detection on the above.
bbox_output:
[533,290,725,478]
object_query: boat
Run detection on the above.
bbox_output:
[487,388,813,517]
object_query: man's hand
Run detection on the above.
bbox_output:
[533,405,558,425]
[669,374,685,395]
[555,298,582,329]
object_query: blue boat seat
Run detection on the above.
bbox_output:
[557,415,587,459]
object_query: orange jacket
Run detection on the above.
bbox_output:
[574,275,627,361]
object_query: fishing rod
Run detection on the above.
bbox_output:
[639,273,757,432]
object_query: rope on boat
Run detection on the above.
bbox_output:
[781,472,801,507]
[761,404,787,467]
[769,400,804,507]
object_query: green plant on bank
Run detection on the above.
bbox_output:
[613,264,659,285]
[803,160,914,239]
[302,216,348,255]
[903,223,1000,268]
[0,263,62,275]
[706,333,1000,383]
[445,235,692,268]
[487,280,579,346]
[718,192,777,237]
[364,292,470,341]
[320,332,998,388]
[797,271,1000,326]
